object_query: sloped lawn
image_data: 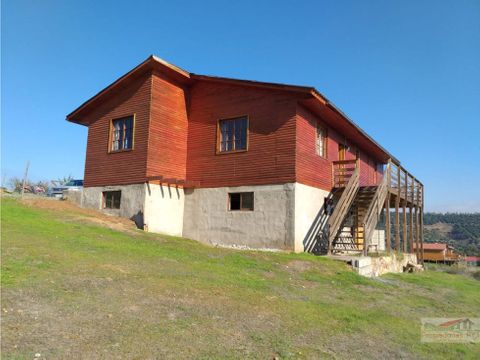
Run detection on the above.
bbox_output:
[1,197,479,359]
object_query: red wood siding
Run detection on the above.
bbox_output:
[147,71,189,180]
[186,81,298,188]
[83,74,152,187]
[81,73,385,190]
[296,105,383,191]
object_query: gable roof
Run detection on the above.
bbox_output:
[439,318,473,327]
[414,243,449,251]
[465,256,480,262]
[66,55,399,164]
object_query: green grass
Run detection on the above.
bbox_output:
[1,197,479,359]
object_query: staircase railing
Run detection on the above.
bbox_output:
[362,162,391,255]
[332,159,357,188]
[328,163,359,254]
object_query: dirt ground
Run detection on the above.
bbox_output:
[19,195,138,234]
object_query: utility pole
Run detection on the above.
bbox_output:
[21,161,30,198]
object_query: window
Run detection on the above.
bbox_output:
[103,191,121,209]
[316,124,327,157]
[228,192,254,211]
[110,116,134,152]
[218,116,248,153]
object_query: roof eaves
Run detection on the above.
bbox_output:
[310,88,400,165]
[190,73,314,94]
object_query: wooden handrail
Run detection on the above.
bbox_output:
[386,161,423,207]
[332,159,358,188]
[327,166,359,254]
[332,159,357,165]
[362,162,391,255]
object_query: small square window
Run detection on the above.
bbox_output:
[228,192,254,211]
[103,191,121,209]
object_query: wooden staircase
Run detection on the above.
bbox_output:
[326,161,391,255]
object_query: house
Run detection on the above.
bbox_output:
[414,243,460,264]
[67,55,424,256]
[465,256,480,266]
[439,318,474,331]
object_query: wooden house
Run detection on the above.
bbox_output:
[67,56,424,258]
[465,256,480,266]
[414,243,460,264]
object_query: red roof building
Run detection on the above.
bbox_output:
[414,243,460,263]
[67,56,424,255]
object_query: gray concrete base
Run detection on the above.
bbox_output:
[183,184,296,250]
[82,184,146,228]
[80,182,376,254]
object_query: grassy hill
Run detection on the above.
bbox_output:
[424,213,480,256]
[1,197,479,359]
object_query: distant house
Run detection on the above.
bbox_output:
[439,318,474,331]
[67,56,424,256]
[414,243,460,264]
[465,256,480,266]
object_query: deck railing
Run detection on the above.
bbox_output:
[388,161,423,207]
[362,162,391,254]
[332,159,358,188]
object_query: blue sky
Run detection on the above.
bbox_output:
[2,0,479,212]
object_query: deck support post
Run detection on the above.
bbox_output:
[385,192,391,253]
[402,172,408,253]
[408,205,414,253]
[415,205,419,261]
[395,167,401,253]
[420,188,425,264]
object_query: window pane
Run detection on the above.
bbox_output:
[241,192,254,210]
[112,117,134,151]
[234,118,247,150]
[316,125,326,157]
[113,192,121,209]
[229,193,241,210]
[219,117,248,152]
[124,118,133,149]
[105,194,112,208]
[103,191,121,209]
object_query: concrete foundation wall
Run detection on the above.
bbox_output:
[144,183,185,236]
[63,189,83,206]
[294,183,330,252]
[183,184,296,250]
[82,184,146,226]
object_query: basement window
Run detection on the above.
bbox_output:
[218,116,248,153]
[229,192,254,211]
[103,191,121,209]
[110,116,134,152]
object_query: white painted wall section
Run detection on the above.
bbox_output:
[144,183,185,236]
[294,182,330,252]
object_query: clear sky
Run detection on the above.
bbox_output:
[2,0,479,212]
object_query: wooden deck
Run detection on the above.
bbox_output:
[328,159,424,262]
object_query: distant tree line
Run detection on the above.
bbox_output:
[424,212,480,256]
[376,212,480,256]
